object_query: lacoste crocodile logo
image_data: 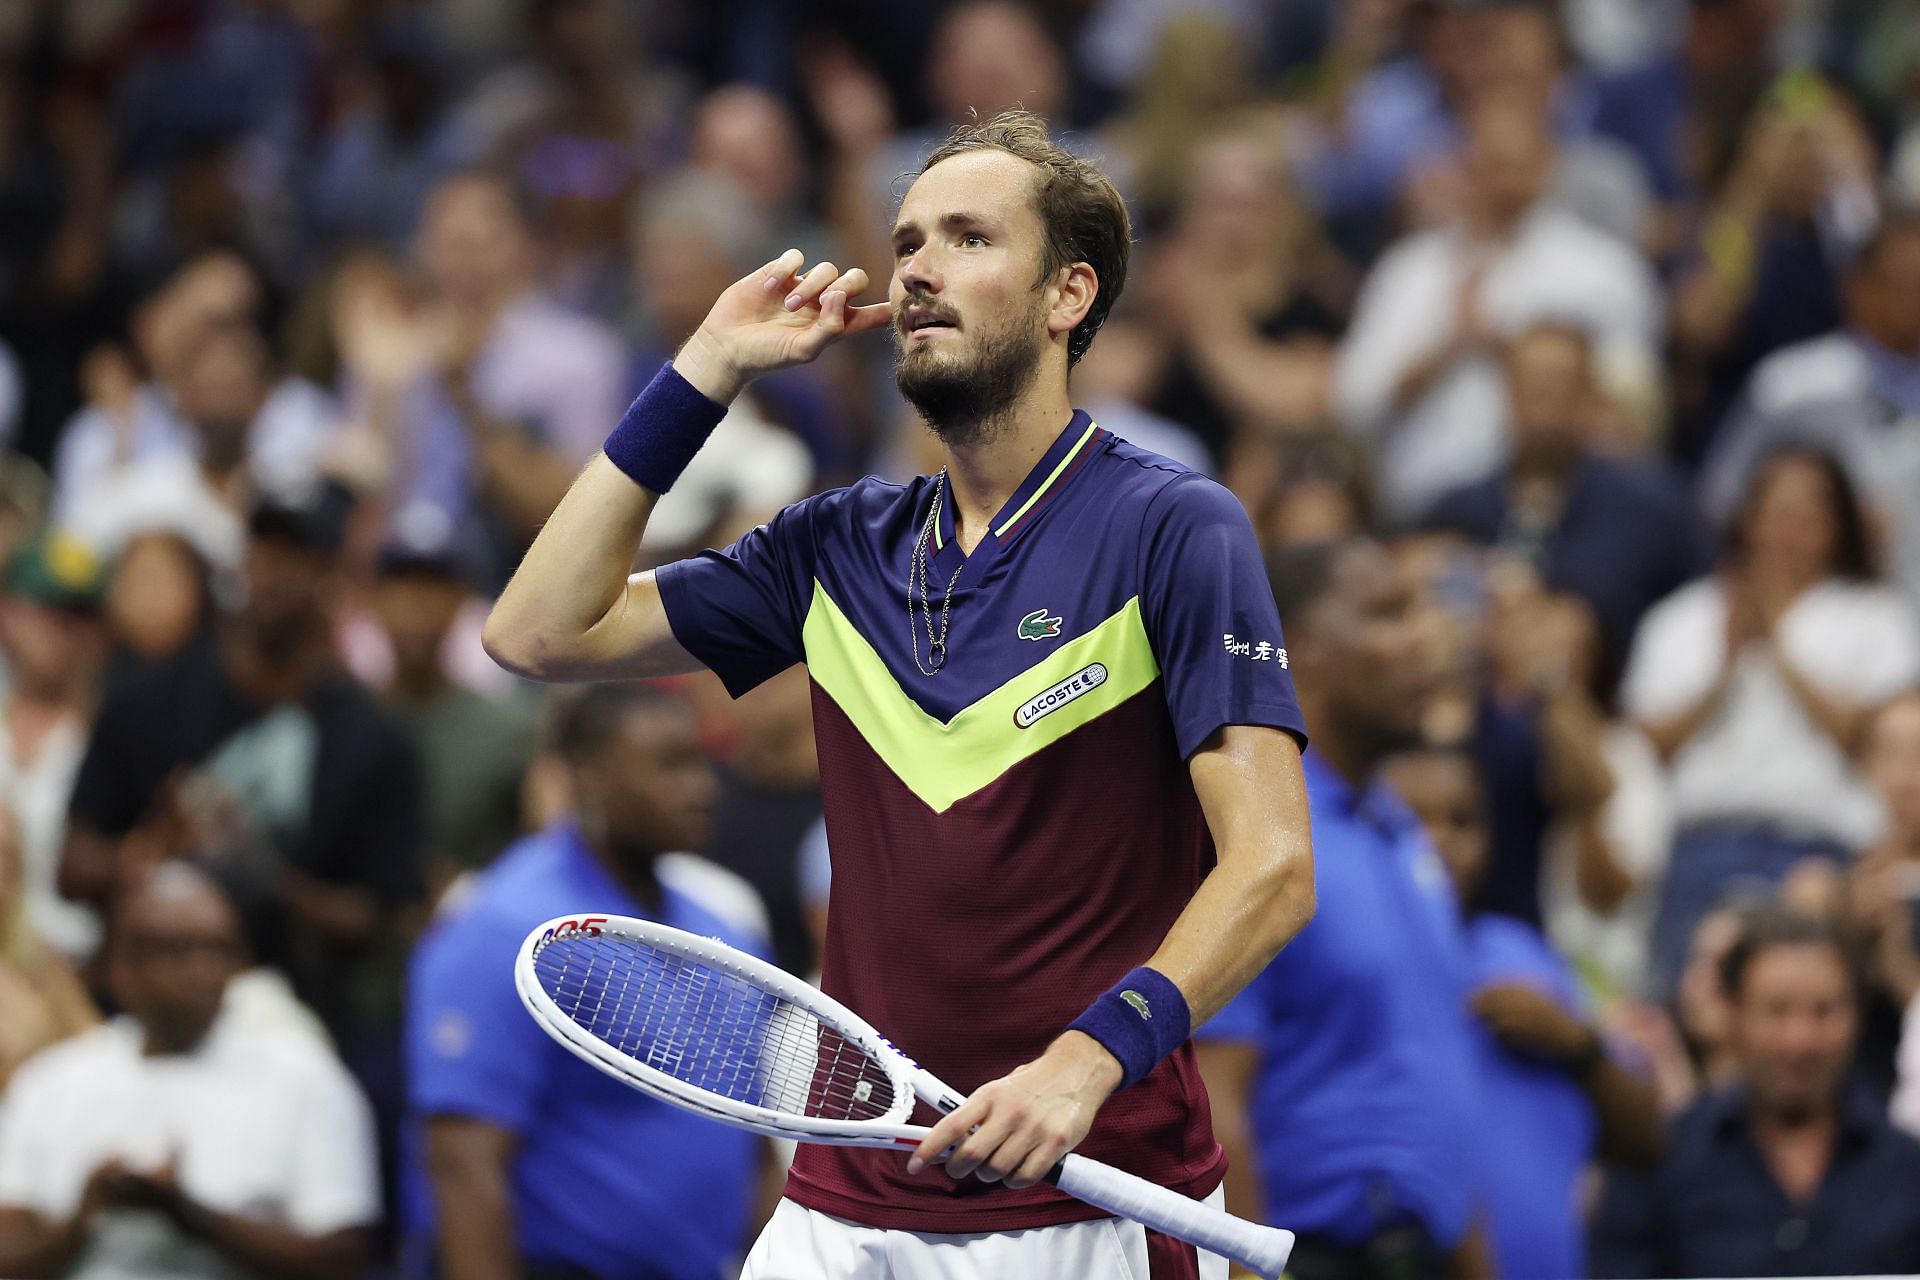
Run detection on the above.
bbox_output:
[1018,608,1063,641]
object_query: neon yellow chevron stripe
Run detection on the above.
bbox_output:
[994,419,1100,537]
[802,583,1159,813]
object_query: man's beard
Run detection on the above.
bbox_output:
[894,305,1045,447]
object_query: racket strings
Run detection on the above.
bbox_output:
[534,933,898,1123]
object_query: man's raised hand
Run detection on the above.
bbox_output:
[674,249,891,404]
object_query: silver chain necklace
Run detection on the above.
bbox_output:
[910,469,964,675]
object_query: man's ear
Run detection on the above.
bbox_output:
[1047,262,1098,341]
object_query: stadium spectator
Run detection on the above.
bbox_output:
[1527,592,1675,999]
[1139,122,1343,472]
[688,84,834,267]
[307,16,475,259]
[0,863,380,1280]
[405,682,771,1280]
[59,481,423,1047]
[0,532,108,959]
[102,529,224,674]
[1701,214,1920,603]
[1334,92,1661,522]
[0,798,96,1086]
[368,535,535,899]
[1624,446,1920,993]
[67,320,336,555]
[1665,74,1879,465]
[370,170,626,582]
[1589,909,1920,1276]
[1423,321,1710,680]
[1381,743,1661,1280]
[1199,538,1491,1279]
[1465,569,1639,930]
[1587,0,1785,210]
[48,250,326,528]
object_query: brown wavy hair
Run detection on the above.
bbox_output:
[917,110,1131,367]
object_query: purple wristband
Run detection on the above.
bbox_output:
[1067,966,1191,1090]
[602,361,727,494]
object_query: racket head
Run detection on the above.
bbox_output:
[515,914,923,1147]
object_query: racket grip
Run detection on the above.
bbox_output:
[1051,1153,1295,1279]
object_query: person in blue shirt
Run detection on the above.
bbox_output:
[1590,908,1920,1277]
[1381,744,1662,1280]
[404,682,775,1280]
[1197,538,1490,1280]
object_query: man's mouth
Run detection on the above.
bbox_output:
[901,306,959,339]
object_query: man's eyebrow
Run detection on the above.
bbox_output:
[892,211,995,241]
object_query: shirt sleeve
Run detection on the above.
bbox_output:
[406,911,553,1133]
[0,1070,59,1215]
[1138,474,1307,758]
[654,495,822,698]
[1620,585,1719,725]
[283,1051,383,1233]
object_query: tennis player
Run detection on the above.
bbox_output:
[484,110,1315,1280]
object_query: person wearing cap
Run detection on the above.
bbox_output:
[59,479,423,1058]
[369,535,535,900]
[0,532,110,962]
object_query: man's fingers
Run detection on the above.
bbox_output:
[943,1111,1019,1181]
[907,1103,980,1174]
[844,302,894,335]
[1005,1142,1063,1191]
[757,248,804,293]
[784,261,840,311]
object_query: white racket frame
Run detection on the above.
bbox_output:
[515,914,1295,1279]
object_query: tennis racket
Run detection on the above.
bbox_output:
[515,913,1295,1278]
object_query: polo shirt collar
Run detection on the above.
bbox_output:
[930,411,1102,581]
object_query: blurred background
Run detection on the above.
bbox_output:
[0,0,1918,1277]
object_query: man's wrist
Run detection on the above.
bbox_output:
[672,328,746,405]
[602,362,729,494]
[1066,966,1193,1090]
[1055,1029,1127,1097]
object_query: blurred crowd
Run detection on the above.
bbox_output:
[0,0,1917,1276]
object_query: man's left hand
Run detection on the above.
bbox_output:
[907,1031,1123,1190]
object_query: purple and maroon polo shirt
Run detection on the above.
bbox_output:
[655,384,1306,1234]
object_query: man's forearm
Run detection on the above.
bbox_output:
[1145,837,1314,1026]
[1154,729,1315,1025]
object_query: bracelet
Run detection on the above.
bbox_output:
[602,362,727,494]
[1067,966,1191,1090]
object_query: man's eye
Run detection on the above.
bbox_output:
[895,242,918,258]
[961,234,988,248]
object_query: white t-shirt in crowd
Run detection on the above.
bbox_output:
[1621,576,1920,847]
[0,1014,379,1280]
[1334,204,1662,521]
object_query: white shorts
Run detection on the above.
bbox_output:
[739,1186,1231,1280]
